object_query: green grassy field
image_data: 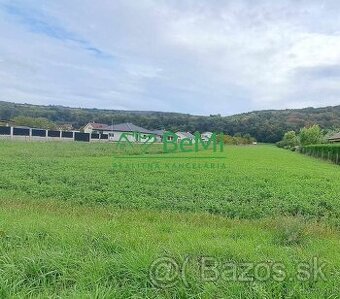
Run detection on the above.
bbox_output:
[0,141,339,298]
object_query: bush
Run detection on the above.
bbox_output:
[299,125,322,146]
[277,125,326,150]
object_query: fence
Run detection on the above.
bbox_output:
[300,144,340,165]
[0,126,109,143]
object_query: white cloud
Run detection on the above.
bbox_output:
[0,0,340,115]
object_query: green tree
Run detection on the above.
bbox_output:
[282,131,299,147]
[299,125,322,146]
[12,116,57,130]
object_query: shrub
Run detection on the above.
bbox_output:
[299,125,322,146]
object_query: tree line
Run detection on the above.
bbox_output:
[277,124,339,150]
[1,101,340,143]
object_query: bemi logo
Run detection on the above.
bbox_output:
[162,132,224,153]
[116,131,224,154]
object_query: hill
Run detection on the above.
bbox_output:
[1,100,340,142]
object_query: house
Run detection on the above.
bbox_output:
[56,123,73,131]
[150,129,165,142]
[201,132,213,142]
[83,122,110,134]
[107,123,155,142]
[151,130,197,143]
[0,119,14,127]
[83,122,155,142]
[328,133,340,143]
[176,132,195,143]
[151,129,176,142]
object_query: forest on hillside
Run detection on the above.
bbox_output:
[1,101,340,143]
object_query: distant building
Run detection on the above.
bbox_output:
[83,122,111,134]
[151,130,179,142]
[83,122,201,144]
[0,119,14,127]
[201,132,213,142]
[56,123,73,131]
[150,129,166,142]
[83,122,155,142]
[176,132,195,143]
[328,133,340,143]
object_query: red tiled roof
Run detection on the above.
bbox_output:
[88,123,111,130]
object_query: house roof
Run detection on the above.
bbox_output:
[87,122,110,130]
[328,133,340,140]
[151,129,166,136]
[107,123,153,134]
[86,122,152,133]
[176,132,195,139]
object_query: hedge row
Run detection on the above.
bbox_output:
[300,144,340,165]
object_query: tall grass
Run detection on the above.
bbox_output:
[0,199,339,298]
[0,141,339,297]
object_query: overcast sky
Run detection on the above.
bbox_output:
[1,0,340,115]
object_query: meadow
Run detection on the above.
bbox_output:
[0,140,339,298]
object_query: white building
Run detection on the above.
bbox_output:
[176,132,196,143]
[83,122,111,134]
[83,122,157,142]
[201,132,214,142]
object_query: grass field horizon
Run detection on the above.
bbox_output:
[0,140,339,297]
